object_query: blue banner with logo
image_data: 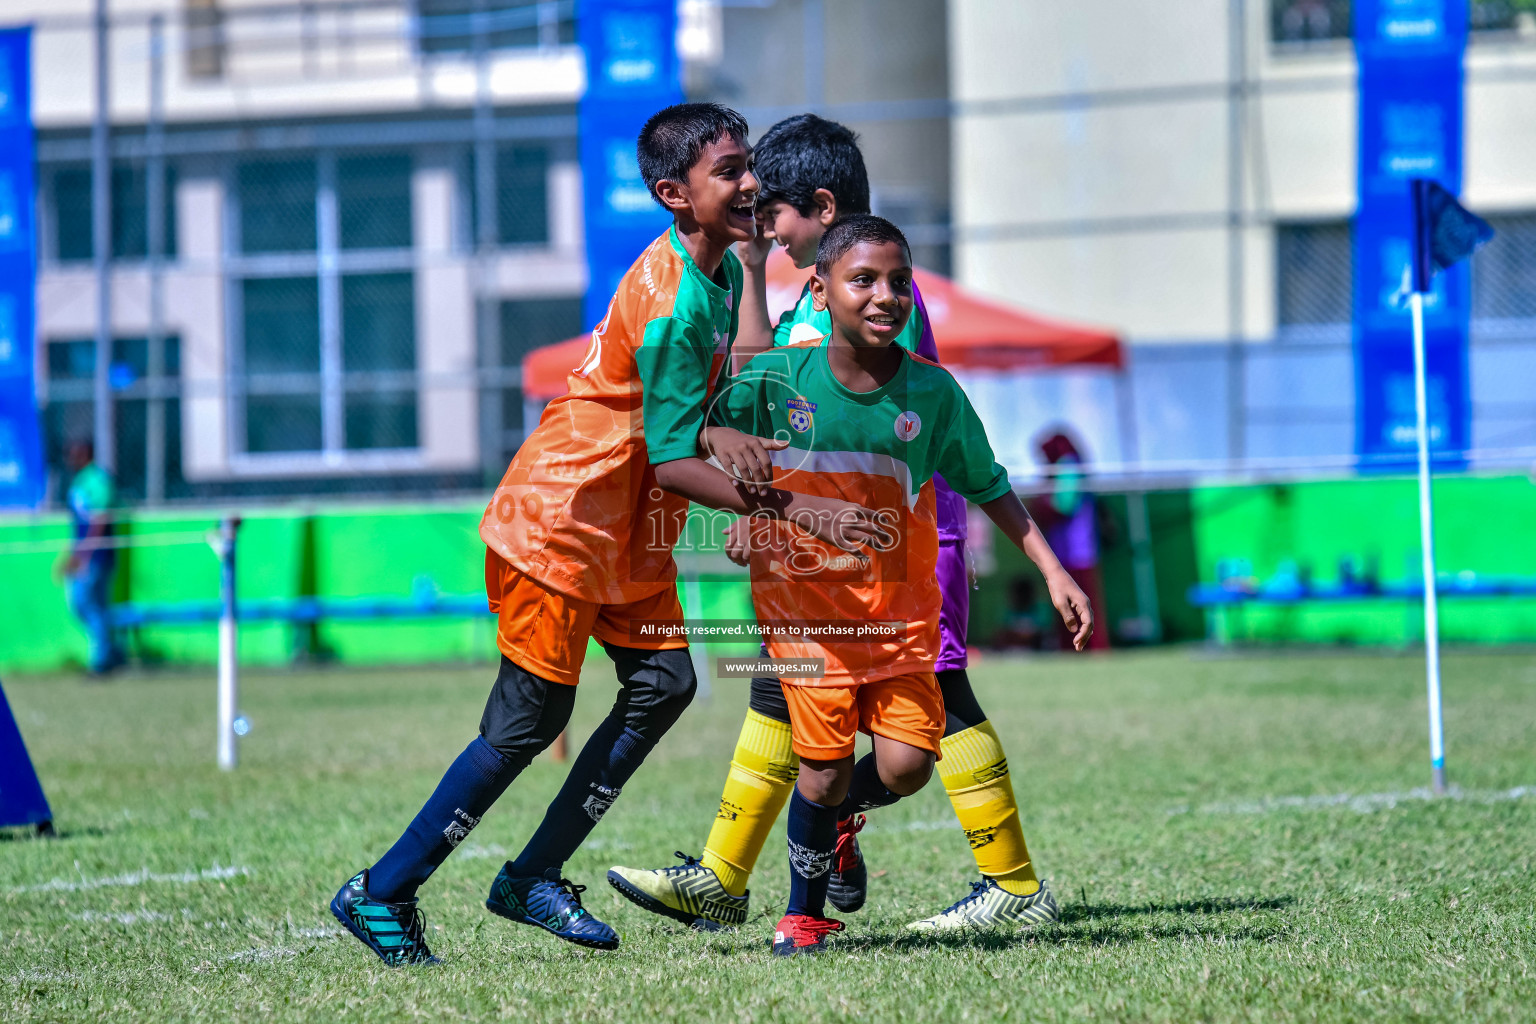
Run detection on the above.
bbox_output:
[1353,0,1469,471]
[578,0,682,329]
[0,28,43,507]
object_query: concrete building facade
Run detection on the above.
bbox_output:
[948,0,1536,343]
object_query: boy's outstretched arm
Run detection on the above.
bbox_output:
[980,492,1095,651]
[654,457,884,555]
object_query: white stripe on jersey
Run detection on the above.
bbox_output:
[769,448,921,509]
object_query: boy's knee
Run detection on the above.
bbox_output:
[798,758,853,807]
[647,647,698,709]
[479,656,576,763]
[602,644,697,742]
[881,753,935,797]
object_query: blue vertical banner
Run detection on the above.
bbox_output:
[578,0,682,329]
[1353,1,1469,471]
[0,27,44,508]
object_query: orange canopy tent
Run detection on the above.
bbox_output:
[521,250,1122,401]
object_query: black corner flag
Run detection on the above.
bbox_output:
[1411,178,1495,294]
[0,677,53,834]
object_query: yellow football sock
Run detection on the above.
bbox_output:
[940,721,1040,896]
[700,709,799,897]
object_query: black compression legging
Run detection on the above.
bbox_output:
[748,668,987,738]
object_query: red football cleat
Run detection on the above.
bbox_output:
[771,912,845,957]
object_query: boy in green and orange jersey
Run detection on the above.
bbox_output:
[713,215,1090,954]
[330,103,878,966]
[610,115,1079,937]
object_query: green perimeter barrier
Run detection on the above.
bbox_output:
[1185,473,1536,645]
[0,503,759,674]
[4,472,1533,673]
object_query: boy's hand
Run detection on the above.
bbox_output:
[723,516,752,566]
[785,493,884,556]
[702,426,789,496]
[735,209,774,268]
[735,232,773,269]
[1045,569,1094,651]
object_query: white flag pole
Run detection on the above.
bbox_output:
[215,516,241,771]
[1408,289,1447,794]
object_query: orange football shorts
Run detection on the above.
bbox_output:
[485,550,688,686]
[781,671,945,761]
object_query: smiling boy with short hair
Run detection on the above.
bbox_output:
[699,216,1092,954]
[609,116,1083,940]
[330,102,875,965]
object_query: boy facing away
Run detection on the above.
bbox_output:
[709,215,1091,954]
[330,103,876,965]
[609,115,1091,936]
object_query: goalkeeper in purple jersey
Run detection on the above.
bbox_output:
[608,114,1072,932]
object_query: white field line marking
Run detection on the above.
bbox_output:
[583,837,633,852]
[8,863,249,895]
[2,969,80,984]
[227,948,301,963]
[862,819,954,832]
[71,909,190,925]
[457,842,509,861]
[1169,785,1536,817]
[899,820,955,832]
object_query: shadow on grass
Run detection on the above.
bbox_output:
[855,894,1296,953]
[857,921,1288,952]
[1061,894,1295,924]
[0,824,113,842]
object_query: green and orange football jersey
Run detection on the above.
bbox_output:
[713,337,1012,685]
[480,226,742,604]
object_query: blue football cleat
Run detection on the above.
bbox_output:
[485,864,620,951]
[330,870,441,966]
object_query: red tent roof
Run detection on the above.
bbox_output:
[522,250,1122,400]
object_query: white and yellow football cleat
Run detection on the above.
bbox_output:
[607,853,749,931]
[906,877,1060,932]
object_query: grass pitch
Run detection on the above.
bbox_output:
[2,648,1534,1022]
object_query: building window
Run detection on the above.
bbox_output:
[1271,1,1536,46]
[1270,0,1351,45]
[1276,221,1351,327]
[232,151,419,461]
[238,158,316,254]
[49,163,179,262]
[44,336,183,502]
[500,296,582,366]
[1472,1,1536,35]
[1473,213,1536,321]
[342,273,418,450]
[242,277,322,454]
[417,0,575,55]
[467,145,550,247]
[338,154,413,251]
[500,296,582,450]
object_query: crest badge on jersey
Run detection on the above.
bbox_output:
[786,396,816,433]
[894,410,921,442]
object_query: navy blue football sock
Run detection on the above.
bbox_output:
[836,752,904,820]
[368,736,522,904]
[785,787,838,917]
[510,716,654,876]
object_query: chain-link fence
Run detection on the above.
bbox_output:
[19,0,1536,512]
[30,1,583,506]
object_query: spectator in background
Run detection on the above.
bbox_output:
[1033,430,1110,651]
[56,440,122,675]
